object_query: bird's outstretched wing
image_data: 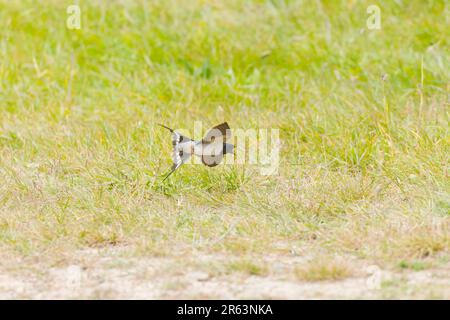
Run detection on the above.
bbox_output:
[158,124,192,145]
[162,151,191,181]
[200,122,231,167]
[201,122,230,144]
[158,124,193,181]
[201,153,223,167]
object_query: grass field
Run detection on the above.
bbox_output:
[0,0,449,299]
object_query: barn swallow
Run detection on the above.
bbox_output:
[158,122,234,181]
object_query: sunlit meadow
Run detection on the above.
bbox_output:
[0,0,448,298]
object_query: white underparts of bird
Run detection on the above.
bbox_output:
[158,122,234,181]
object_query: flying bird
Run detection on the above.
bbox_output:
[158,122,234,181]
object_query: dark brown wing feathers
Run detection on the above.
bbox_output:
[202,122,230,143]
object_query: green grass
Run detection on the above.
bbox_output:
[398,260,428,271]
[0,0,449,294]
